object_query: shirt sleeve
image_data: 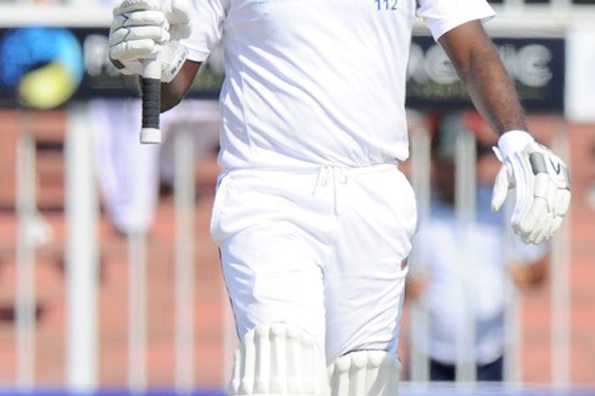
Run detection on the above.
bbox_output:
[181,0,227,62]
[417,0,496,41]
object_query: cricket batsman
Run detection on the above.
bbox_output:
[108,0,571,394]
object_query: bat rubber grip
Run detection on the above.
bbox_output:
[140,59,161,144]
[140,127,162,144]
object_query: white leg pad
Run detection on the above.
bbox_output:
[230,323,330,396]
[328,351,400,396]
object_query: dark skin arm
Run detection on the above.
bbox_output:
[438,20,529,135]
[160,60,202,113]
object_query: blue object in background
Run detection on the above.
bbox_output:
[0,27,84,109]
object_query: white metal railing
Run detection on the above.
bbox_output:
[65,103,99,392]
[408,112,432,386]
[454,129,478,385]
[173,125,197,392]
[504,203,523,386]
[0,6,110,26]
[550,129,572,388]
[128,231,148,392]
[15,115,37,390]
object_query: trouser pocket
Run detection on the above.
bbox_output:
[209,173,233,244]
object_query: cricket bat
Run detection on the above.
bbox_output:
[140,58,162,144]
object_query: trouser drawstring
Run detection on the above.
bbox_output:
[314,166,349,215]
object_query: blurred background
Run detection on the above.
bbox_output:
[0,0,594,395]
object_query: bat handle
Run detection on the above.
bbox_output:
[140,58,162,144]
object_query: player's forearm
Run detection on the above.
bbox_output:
[439,21,528,135]
[458,43,527,135]
[160,60,202,113]
[161,81,186,113]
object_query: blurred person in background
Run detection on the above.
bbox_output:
[406,113,548,382]
[90,98,220,235]
[90,98,160,235]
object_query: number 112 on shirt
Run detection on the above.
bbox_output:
[375,0,398,10]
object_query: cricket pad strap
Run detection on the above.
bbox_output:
[328,350,400,396]
[229,323,329,396]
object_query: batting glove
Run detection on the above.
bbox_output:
[491,130,571,245]
[108,0,192,83]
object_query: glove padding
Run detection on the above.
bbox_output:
[491,131,571,245]
[109,0,192,83]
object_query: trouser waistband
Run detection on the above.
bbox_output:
[223,162,399,177]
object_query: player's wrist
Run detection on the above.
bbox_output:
[160,42,188,83]
[497,130,535,160]
[109,42,186,83]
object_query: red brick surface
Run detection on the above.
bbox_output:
[0,111,593,389]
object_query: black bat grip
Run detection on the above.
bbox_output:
[140,77,161,144]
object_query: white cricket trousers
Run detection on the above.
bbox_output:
[211,164,417,361]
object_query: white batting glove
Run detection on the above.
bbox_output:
[109,0,192,83]
[491,130,571,245]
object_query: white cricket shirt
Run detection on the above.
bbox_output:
[183,0,494,169]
